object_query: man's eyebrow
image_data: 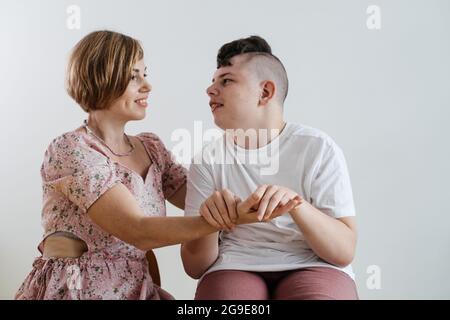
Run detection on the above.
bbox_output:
[212,72,232,82]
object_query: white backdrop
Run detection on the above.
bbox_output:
[1,0,449,299]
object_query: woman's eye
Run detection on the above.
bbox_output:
[222,79,231,85]
[131,75,137,81]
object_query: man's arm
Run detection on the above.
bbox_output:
[181,187,300,279]
[180,188,251,279]
[289,202,357,267]
[180,233,220,279]
[291,142,357,267]
[181,161,219,279]
[248,184,357,268]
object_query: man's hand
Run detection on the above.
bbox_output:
[236,185,302,224]
[253,185,303,221]
[199,185,303,230]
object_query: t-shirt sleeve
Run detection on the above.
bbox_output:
[309,143,356,218]
[41,133,121,212]
[184,162,215,217]
[140,133,187,199]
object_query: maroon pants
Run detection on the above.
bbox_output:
[195,267,358,300]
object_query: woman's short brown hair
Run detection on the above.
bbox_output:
[66,30,144,112]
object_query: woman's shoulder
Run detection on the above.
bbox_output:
[136,132,163,144]
[46,128,85,149]
[43,128,108,173]
[136,132,168,152]
[136,132,174,169]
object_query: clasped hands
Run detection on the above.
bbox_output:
[200,185,303,231]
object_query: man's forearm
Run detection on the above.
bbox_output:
[181,233,219,279]
[289,201,357,267]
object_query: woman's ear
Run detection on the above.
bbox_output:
[259,80,276,106]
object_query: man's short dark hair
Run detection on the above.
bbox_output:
[217,35,289,104]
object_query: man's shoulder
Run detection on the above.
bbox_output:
[190,133,226,169]
[286,122,340,151]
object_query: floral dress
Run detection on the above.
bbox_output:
[15,126,187,299]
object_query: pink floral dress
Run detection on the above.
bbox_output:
[15,126,187,300]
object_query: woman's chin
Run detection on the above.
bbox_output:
[137,112,146,120]
[129,110,146,121]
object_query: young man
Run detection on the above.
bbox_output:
[181,36,358,300]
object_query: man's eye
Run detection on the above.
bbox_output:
[222,79,231,85]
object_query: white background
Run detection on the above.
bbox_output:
[1,0,449,299]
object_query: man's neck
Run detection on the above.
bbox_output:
[232,119,286,149]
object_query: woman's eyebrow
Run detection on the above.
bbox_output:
[132,67,148,73]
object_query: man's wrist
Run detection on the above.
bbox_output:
[289,198,308,216]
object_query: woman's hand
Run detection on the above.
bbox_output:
[200,188,261,228]
[199,185,303,230]
[199,189,238,231]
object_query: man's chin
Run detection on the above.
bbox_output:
[213,118,226,130]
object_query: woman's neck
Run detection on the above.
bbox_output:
[86,112,130,152]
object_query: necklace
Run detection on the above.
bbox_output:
[83,120,135,157]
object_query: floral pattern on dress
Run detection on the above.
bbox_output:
[15,127,187,300]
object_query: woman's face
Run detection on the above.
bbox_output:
[108,59,151,121]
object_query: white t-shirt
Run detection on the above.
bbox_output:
[185,123,356,279]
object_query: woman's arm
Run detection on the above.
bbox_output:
[88,183,218,251]
[87,183,275,254]
[289,201,357,267]
[167,183,186,210]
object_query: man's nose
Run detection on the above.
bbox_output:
[206,84,218,97]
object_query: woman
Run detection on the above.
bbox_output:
[15,30,300,300]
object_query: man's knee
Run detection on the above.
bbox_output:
[195,270,269,300]
[273,267,358,300]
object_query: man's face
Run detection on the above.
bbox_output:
[206,55,261,130]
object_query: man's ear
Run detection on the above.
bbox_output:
[259,80,276,106]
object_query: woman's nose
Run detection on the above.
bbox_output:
[141,79,152,93]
